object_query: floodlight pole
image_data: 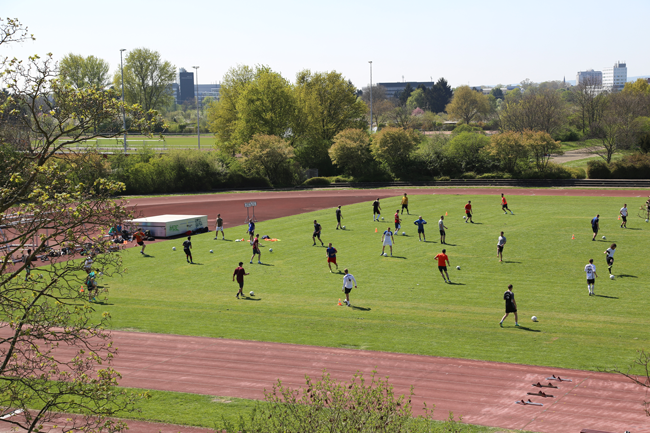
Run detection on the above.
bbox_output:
[368,61,373,133]
[120,49,127,154]
[193,66,200,150]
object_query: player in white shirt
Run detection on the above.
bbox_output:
[497,231,507,262]
[620,204,628,228]
[381,227,394,257]
[438,216,448,244]
[341,269,357,306]
[584,258,598,296]
[604,243,616,275]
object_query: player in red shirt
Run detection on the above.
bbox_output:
[464,201,473,223]
[232,262,250,299]
[501,193,513,214]
[394,210,402,233]
[250,234,262,264]
[434,249,451,283]
[133,228,146,254]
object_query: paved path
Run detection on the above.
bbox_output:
[550,146,603,164]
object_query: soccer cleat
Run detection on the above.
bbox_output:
[500,322,503,327]
[515,323,520,327]
[214,237,218,240]
[250,261,253,264]
[258,261,262,264]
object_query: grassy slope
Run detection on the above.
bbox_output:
[95,194,650,372]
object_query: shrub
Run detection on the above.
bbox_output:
[477,172,512,179]
[609,153,650,179]
[586,160,611,179]
[459,172,477,179]
[435,175,451,181]
[302,177,331,187]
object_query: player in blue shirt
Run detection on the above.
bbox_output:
[414,216,427,242]
[326,243,338,272]
[247,219,256,242]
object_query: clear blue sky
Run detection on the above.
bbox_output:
[3,0,649,89]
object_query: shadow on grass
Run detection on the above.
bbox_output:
[617,274,637,278]
[625,228,642,230]
[240,296,261,301]
[388,255,407,259]
[516,326,541,332]
[190,262,204,265]
[442,243,458,246]
[447,281,465,285]
[258,263,274,266]
[142,254,154,258]
[93,300,113,306]
[595,294,618,299]
[218,238,233,241]
[503,261,521,264]
[352,305,371,311]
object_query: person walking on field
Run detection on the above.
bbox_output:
[214,214,225,239]
[341,268,357,307]
[335,206,343,230]
[250,234,262,264]
[591,214,599,241]
[401,193,409,215]
[247,219,256,242]
[414,216,427,241]
[381,227,394,256]
[497,231,506,262]
[183,236,193,264]
[434,249,451,283]
[464,201,473,223]
[584,258,598,296]
[313,220,324,246]
[133,228,146,255]
[438,215,448,244]
[604,243,616,275]
[233,262,250,299]
[500,284,519,327]
[394,210,402,233]
[620,204,628,228]
[372,198,382,221]
[326,243,338,272]
[501,193,513,214]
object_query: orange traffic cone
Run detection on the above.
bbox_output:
[618,215,621,220]
[375,228,378,233]
[338,298,342,306]
[445,211,448,216]
[571,234,575,240]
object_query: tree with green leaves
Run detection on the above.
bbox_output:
[406,88,427,112]
[521,130,562,171]
[486,131,529,173]
[396,83,414,106]
[445,86,491,125]
[498,87,568,135]
[329,128,372,177]
[428,78,453,113]
[447,131,490,173]
[240,134,297,186]
[371,127,421,178]
[1,17,153,433]
[113,47,176,112]
[59,54,111,89]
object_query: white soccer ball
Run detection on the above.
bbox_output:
[381,217,384,220]
[269,248,273,252]
[531,316,538,322]
[646,219,649,223]
[209,249,214,253]
[383,253,387,256]
[249,291,254,296]
[172,247,176,251]
[610,274,615,280]
[456,266,460,270]
[602,236,606,240]
[342,226,346,229]
[99,272,103,276]
[402,232,406,235]
[463,215,466,219]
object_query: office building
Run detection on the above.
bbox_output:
[576,69,602,86]
[177,68,195,103]
[602,62,627,92]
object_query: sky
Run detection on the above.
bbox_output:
[3,0,649,89]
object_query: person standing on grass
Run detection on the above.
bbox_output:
[183,236,193,264]
[247,219,255,242]
[250,234,262,264]
[434,249,451,283]
[85,268,98,302]
[438,215,448,244]
[214,214,225,239]
[381,227,394,256]
[372,198,381,221]
[497,231,506,262]
[326,243,338,272]
[414,216,427,241]
[342,268,357,307]
[133,228,146,255]
[620,204,628,229]
[500,284,519,327]
[584,258,598,296]
[464,201,473,223]
[501,193,513,214]
[24,249,33,281]
[401,193,409,215]
[335,206,343,230]
[394,210,402,233]
[604,243,616,275]
[591,214,599,241]
[233,262,250,299]
[313,220,324,246]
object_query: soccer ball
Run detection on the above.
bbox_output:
[172,247,176,251]
[98,272,103,276]
[402,232,406,235]
[463,215,466,219]
[610,274,615,280]
[531,316,538,322]
[383,253,387,256]
[269,248,273,252]
[602,236,606,240]
[381,217,384,220]
[646,219,649,223]
[209,249,214,253]
[249,291,254,296]
[456,266,460,270]
[342,226,346,229]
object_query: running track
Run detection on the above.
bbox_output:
[19,188,650,433]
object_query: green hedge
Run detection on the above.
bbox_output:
[302,177,331,187]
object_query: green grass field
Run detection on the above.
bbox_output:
[95,194,650,372]
[59,135,211,152]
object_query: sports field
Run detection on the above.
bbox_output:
[96,193,650,373]
[59,135,208,152]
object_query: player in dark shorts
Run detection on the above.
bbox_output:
[500,284,519,327]
[312,220,324,246]
[394,210,401,232]
[133,228,146,254]
[232,262,250,299]
[372,198,381,221]
[434,249,450,283]
[182,236,193,263]
[401,193,409,215]
[501,193,513,214]
[250,234,261,264]
[604,243,616,274]
[591,214,599,241]
[464,201,473,223]
[247,219,256,242]
[335,206,343,230]
[414,216,427,241]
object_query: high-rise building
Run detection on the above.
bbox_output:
[178,68,195,103]
[576,69,602,86]
[602,62,627,92]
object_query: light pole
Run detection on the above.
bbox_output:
[192,66,200,150]
[120,49,127,153]
[368,61,373,133]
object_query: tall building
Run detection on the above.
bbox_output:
[602,62,627,92]
[377,81,434,99]
[576,69,602,86]
[177,68,195,103]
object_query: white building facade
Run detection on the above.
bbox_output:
[576,69,602,86]
[602,62,627,92]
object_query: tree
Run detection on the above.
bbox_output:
[396,83,414,106]
[490,87,504,100]
[1,18,152,432]
[113,47,175,112]
[499,87,568,135]
[240,134,296,186]
[445,86,491,125]
[59,54,111,90]
[360,84,387,106]
[447,132,490,173]
[406,88,427,112]
[623,79,650,96]
[372,98,396,128]
[329,128,372,177]
[370,127,421,178]
[486,131,529,173]
[521,130,563,171]
[428,78,453,113]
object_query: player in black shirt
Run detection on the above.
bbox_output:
[312,220,324,246]
[183,236,193,264]
[499,284,518,327]
[372,198,381,221]
[335,206,343,230]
